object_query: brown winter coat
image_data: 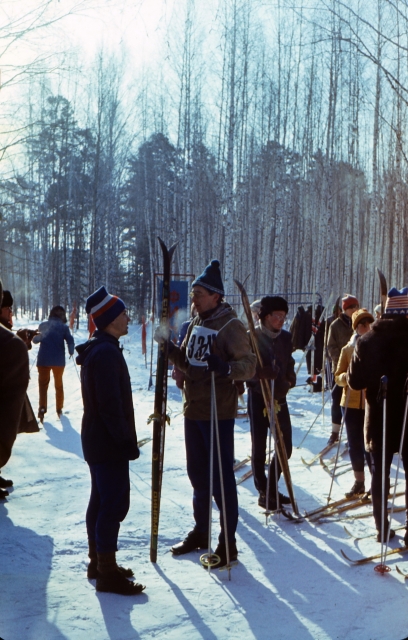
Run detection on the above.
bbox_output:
[334,335,365,409]
[327,313,353,372]
[0,325,29,466]
[169,302,256,420]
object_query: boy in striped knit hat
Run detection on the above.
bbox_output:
[76,286,145,595]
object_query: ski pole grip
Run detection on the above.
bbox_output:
[381,375,388,399]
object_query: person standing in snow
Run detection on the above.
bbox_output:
[327,295,359,445]
[347,288,408,543]
[162,260,256,568]
[33,306,74,421]
[76,286,145,595]
[0,279,29,499]
[334,308,374,499]
[246,296,296,510]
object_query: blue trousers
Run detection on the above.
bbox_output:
[248,389,292,494]
[86,459,130,553]
[341,407,371,473]
[184,417,238,545]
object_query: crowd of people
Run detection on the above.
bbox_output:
[1,265,408,596]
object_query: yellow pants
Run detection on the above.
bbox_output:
[38,366,65,413]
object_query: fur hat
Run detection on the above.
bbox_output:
[1,290,13,308]
[384,287,408,316]
[342,294,359,311]
[191,260,224,296]
[352,308,374,331]
[85,286,126,330]
[259,296,289,320]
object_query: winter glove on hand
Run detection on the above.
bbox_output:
[256,364,279,380]
[201,353,230,376]
[154,324,171,344]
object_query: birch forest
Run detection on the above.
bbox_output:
[1,0,408,318]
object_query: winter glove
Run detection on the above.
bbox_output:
[256,364,279,380]
[154,324,171,344]
[201,353,230,376]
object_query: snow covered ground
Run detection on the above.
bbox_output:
[1,319,408,640]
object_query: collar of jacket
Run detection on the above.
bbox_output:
[339,313,352,327]
[260,323,281,341]
[200,302,236,324]
[75,330,120,364]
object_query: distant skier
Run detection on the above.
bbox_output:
[327,295,359,445]
[246,296,296,510]
[163,260,256,568]
[348,288,408,543]
[33,306,74,421]
[76,286,145,595]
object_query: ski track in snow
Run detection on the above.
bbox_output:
[1,320,408,640]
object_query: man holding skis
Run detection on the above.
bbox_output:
[348,287,408,543]
[165,260,256,568]
[246,296,296,510]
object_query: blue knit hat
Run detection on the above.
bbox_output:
[192,260,224,295]
[85,286,126,329]
[384,287,408,315]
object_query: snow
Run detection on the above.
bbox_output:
[1,319,408,640]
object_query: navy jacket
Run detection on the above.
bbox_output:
[76,331,139,464]
[33,317,74,366]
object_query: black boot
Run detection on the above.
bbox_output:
[376,523,395,543]
[0,488,9,499]
[95,552,145,595]
[206,541,238,569]
[0,475,13,488]
[345,481,365,499]
[171,529,208,555]
[87,540,134,579]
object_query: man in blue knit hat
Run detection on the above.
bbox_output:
[348,287,408,543]
[164,260,256,568]
[76,286,145,595]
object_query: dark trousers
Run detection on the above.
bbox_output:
[342,407,371,473]
[370,446,408,530]
[184,417,238,545]
[86,459,130,554]
[331,382,343,426]
[248,389,292,495]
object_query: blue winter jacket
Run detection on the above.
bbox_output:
[33,317,75,366]
[75,331,140,464]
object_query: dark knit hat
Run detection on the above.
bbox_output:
[259,296,289,320]
[191,260,224,296]
[1,290,13,308]
[384,287,408,316]
[85,286,126,330]
[342,295,359,311]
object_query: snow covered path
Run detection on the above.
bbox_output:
[1,322,408,640]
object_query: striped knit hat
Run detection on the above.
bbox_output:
[85,286,125,330]
[384,287,408,316]
[192,259,224,295]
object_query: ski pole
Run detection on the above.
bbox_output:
[265,375,277,522]
[296,394,330,449]
[212,372,231,580]
[326,387,350,505]
[383,376,408,567]
[202,370,216,573]
[375,376,390,574]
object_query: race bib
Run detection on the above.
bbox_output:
[186,325,218,367]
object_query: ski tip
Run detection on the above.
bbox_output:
[157,237,178,260]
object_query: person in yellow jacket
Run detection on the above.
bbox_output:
[335,308,374,498]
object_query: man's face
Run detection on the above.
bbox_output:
[108,310,130,337]
[264,311,287,332]
[344,305,359,318]
[0,306,12,326]
[190,286,219,314]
